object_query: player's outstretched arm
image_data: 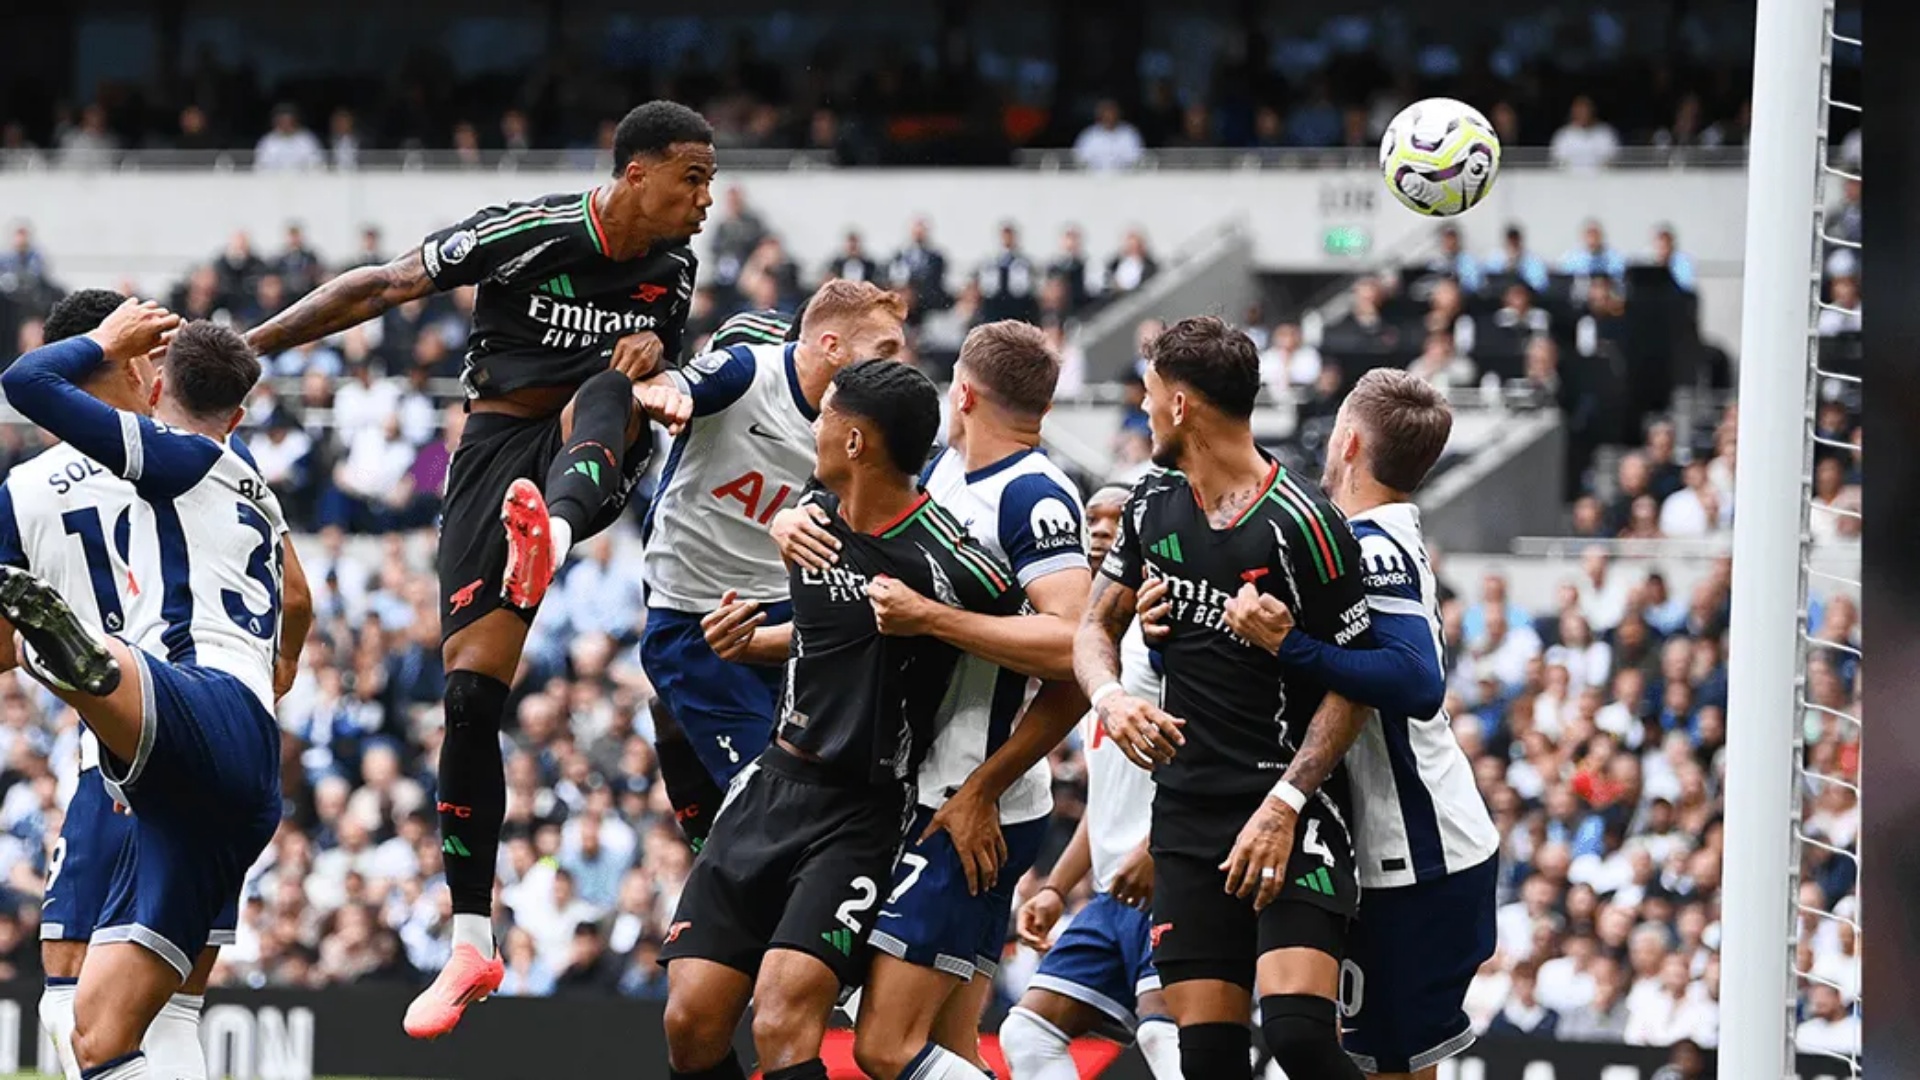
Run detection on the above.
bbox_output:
[1274,610,1444,719]
[867,568,1089,680]
[274,538,314,701]
[246,249,436,356]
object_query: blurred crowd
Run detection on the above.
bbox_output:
[1,1,1864,172]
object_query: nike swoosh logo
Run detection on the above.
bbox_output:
[748,423,782,441]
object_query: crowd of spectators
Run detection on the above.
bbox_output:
[1,1,1859,173]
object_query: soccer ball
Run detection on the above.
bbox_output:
[1379,98,1501,217]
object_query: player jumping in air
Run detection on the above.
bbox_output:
[0,300,309,1080]
[244,101,708,1037]
[660,360,1026,1080]
[842,321,1091,1080]
[1002,485,1183,1080]
[643,283,906,850]
[1142,369,1499,1078]
[1074,316,1376,1080]
[642,303,798,850]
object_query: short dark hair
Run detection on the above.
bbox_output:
[830,359,942,476]
[1146,316,1261,419]
[957,320,1060,416]
[612,101,713,175]
[43,289,125,343]
[164,321,261,420]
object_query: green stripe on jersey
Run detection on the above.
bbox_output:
[1265,490,1331,584]
[920,503,1010,594]
[1270,474,1343,579]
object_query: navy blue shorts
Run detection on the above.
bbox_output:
[93,654,281,980]
[1342,857,1498,1074]
[641,603,791,787]
[870,804,1048,981]
[1028,892,1164,1040]
[42,764,133,945]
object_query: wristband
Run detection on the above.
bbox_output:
[1035,884,1066,904]
[1268,779,1308,813]
[1090,681,1125,709]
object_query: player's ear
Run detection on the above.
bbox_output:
[845,426,864,460]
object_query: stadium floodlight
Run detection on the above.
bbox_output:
[1721,0,1862,1077]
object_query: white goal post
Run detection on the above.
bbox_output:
[1721,0,1860,1077]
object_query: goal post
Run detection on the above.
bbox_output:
[1720,0,1852,1077]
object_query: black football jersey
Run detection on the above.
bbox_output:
[778,492,1028,787]
[419,191,697,399]
[1101,460,1376,796]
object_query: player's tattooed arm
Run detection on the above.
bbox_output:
[246,248,437,356]
[1077,575,1184,770]
[1073,574,1134,695]
[1279,689,1371,799]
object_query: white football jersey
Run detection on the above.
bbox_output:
[646,343,819,612]
[918,447,1088,825]
[0,337,288,714]
[1084,618,1162,893]
[0,444,161,772]
[1344,501,1500,888]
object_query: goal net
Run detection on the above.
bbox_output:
[1720,0,1862,1077]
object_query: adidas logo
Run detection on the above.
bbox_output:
[538,274,577,298]
[821,928,855,956]
[1294,866,1336,896]
[1150,535,1185,563]
[568,460,602,484]
[442,835,471,858]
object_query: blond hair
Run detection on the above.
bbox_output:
[800,278,908,335]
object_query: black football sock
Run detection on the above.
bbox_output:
[652,700,724,850]
[669,1052,747,1080]
[1180,1022,1252,1080]
[1261,995,1363,1080]
[763,1063,828,1080]
[544,369,636,540]
[438,671,511,916]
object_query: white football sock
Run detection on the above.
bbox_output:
[39,980,80,1080]
[548,518,574,567]
[903,1041,991,1079]
[141,994,206,1079]
[1135,1017,1183,1080]
[999,1007,1077,1080]
[452,913,496,958]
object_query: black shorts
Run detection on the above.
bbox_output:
[437,410,648,639]
[1149,785,1358,990]
[659,746,911,988]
